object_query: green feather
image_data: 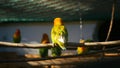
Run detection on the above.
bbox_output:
[39,48,48,58]
[51,26,68,49]
[51,46,62,57]
[51,25,68,56]
[13,36,21,43]
[39,33,49,58]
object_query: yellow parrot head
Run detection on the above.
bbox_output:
[54,17,63,26]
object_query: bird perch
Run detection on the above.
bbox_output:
[0,40,120,48]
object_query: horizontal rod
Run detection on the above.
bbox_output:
[0,40,120,48]
[0,46,120,65]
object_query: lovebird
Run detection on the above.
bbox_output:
[39,33,50,58]
[13,29,21,43]
[51,17,68,57]
[77,39,88,54]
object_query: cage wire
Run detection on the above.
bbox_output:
[78,1,84,40]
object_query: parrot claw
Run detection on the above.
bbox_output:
[53,43,58,47]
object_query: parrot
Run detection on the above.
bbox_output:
[77,39,88,54]
[39,33,50,58]
[13,29,21,43]
[51,17,68,57]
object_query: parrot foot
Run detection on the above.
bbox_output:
[53,43,58,47]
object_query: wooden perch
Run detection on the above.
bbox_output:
[0,40,120,48]
[68,40,120,47]
[0,41,53,48]
[0,56,99,66]
[85,40,120,46]
[0,46,120,66]
[1,55,120,67]
[0,45,120,63]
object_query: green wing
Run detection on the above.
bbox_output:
[51,25,68,50]
[39,48,48,58]
[51,25,68,57]
[13,36,21,43]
